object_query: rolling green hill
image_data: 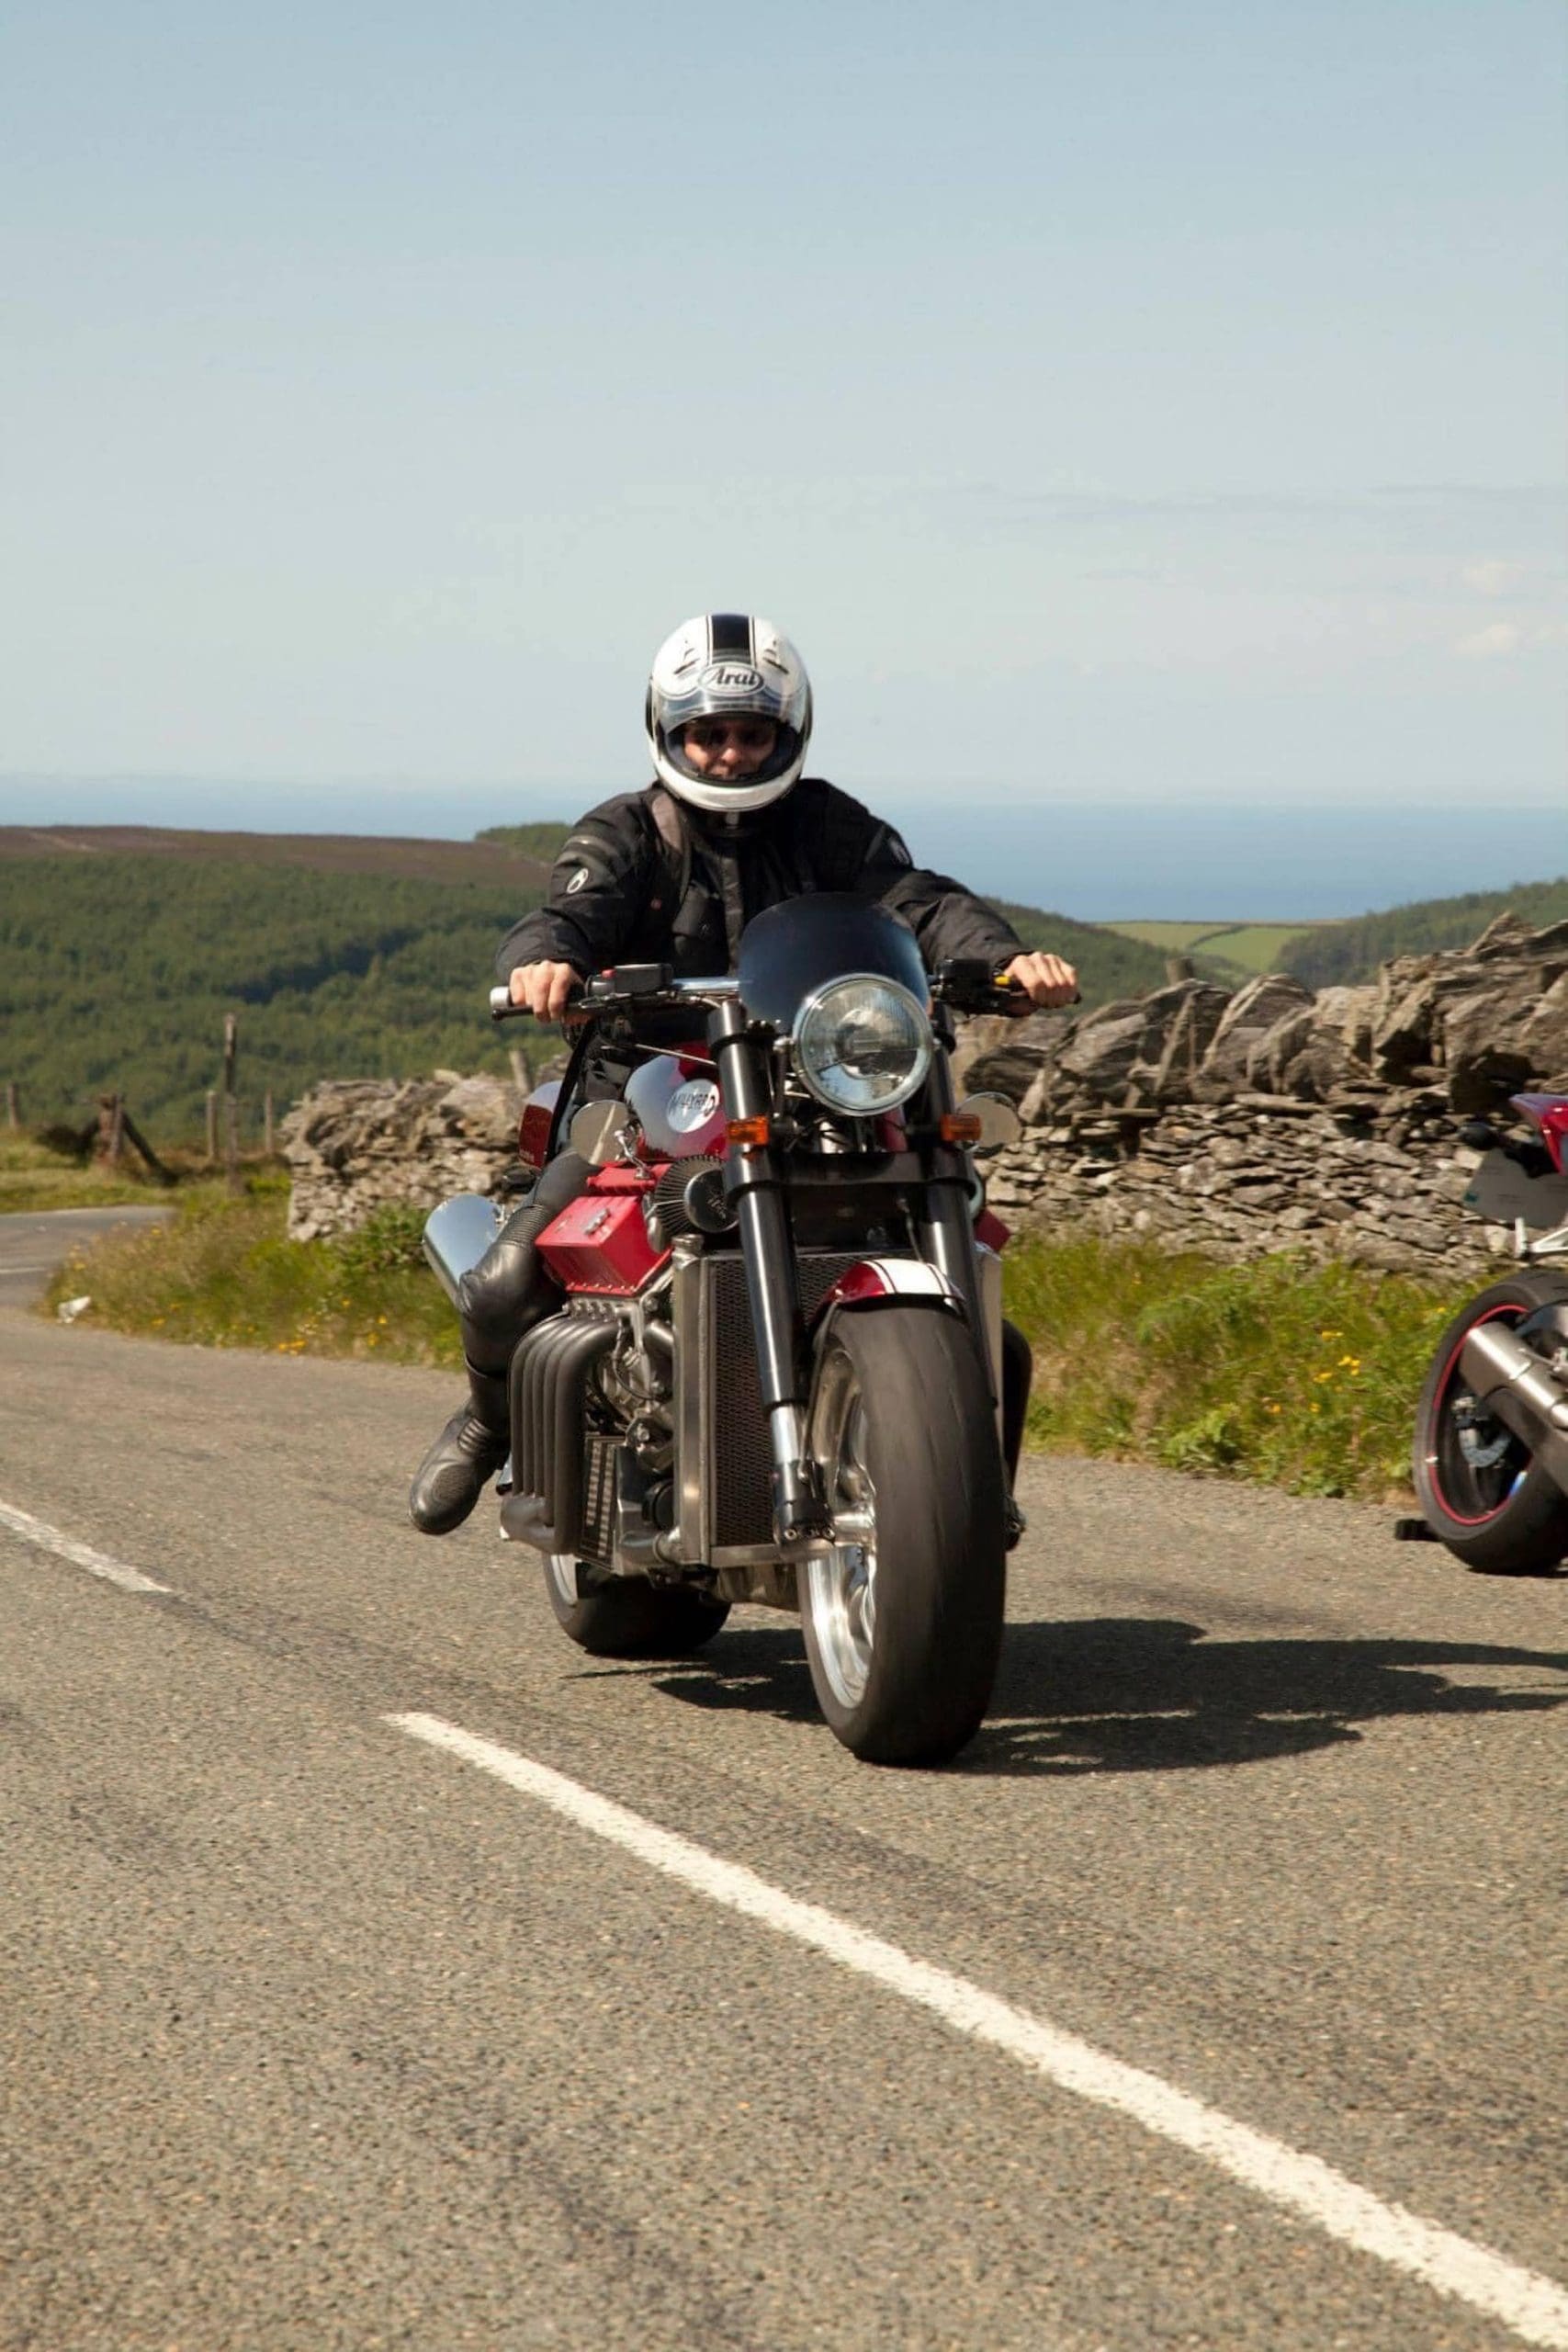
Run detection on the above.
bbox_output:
[1281,876,1568,989]
[1,823,1166,1140]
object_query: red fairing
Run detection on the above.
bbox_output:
[536,1166,671,1294]
[517,1081,561,1173]
[975,1206,1010,1253]
[1512,1092,1568,1174]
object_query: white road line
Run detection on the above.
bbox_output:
[0,1499,173,1595]
[391,1710,1568,2352]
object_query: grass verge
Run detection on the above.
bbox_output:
[0,1132,184,1214]
[1005,1233,1466,1500]
[40,1193,1462,1501]
[41,1182,462,1369]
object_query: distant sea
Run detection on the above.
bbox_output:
[1,779,1561,922]
[885,802,1567,922]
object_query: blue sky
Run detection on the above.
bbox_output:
[2,0,1563,834]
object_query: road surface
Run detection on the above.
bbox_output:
[1,1306,1563,2350]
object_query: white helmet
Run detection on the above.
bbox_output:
[646,613,812,815]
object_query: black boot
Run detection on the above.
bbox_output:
[409,1364,510,1535]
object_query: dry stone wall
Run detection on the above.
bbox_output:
[281,1073,525,1241]
[968,913,1568,1282]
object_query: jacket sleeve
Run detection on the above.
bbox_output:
[847,802,1023,970]
[494,798,656,982]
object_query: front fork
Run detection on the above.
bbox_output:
[709,1003,994,1554]
[709,1006,829,1546]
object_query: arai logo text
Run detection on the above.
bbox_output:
[700,662,764,695]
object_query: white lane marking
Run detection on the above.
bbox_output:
[391,1711,1568,2352]
[0,1498,173,1595]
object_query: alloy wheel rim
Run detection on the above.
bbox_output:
[806,1351,879,1709]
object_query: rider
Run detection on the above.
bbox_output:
[409,613,1078,1533]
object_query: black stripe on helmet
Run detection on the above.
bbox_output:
[708,613,753,657]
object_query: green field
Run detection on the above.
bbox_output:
[1102,918,1329,978]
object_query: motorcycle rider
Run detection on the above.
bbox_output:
[410,613,1077,1534]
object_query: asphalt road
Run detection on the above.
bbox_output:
[1,1302,1564,2351]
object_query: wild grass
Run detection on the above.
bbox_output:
[41,1182,462,1368]
[1002,1234,1466,1500]
[0,1131,183,1215]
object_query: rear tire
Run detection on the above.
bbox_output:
[542,1555,731,1657]
[1412,1272,1568,1576]
[801,1304,1006,1765]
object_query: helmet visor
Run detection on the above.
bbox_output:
[653,659,809,788]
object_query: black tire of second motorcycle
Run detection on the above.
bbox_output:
[542,1556,732,1657]
[1411,1270,1568,1576]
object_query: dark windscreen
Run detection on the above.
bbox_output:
[737,893,928,1028]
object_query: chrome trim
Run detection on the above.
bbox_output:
[670,1244,708,1564]
[421,1193,502,1306]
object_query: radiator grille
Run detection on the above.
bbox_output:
[704,1250,874,1550]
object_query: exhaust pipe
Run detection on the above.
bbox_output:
[421,1193,502,1306]
[1459,1321,1568,1487]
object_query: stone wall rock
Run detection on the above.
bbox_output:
[280,1074,524,1241]
[982,912,1568,1282]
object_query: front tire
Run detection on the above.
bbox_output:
[1412,1272,1568,1575]
[543,1555,730,1657]
[802,1304,1006,1765]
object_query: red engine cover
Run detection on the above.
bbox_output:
[536,1172,671,1294]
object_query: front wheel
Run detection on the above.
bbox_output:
[543,1555,731,1657]
[1412,1271,1568,1575]
[802,1304,1006,1765]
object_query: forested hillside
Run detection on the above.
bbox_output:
[1282,876,1568,989]
[0,852,545,1137]
[2,826,1168,1141]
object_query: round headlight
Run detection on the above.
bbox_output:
[793,976,932,1114]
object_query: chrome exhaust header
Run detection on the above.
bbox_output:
[421,1193,502,1306]
[1459,1320,1568,1485]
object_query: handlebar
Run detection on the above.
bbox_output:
[490,959,1077,1023]
[489,968,740,1022]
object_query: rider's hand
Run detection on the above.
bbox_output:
[509,960,584,1021]
[1001,951,1078,1009]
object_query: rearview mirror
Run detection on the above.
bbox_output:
[955,1091,1021,1157]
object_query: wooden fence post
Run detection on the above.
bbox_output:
[206,1090,218,1163]
[4,1080,18,1130]
[98,1091,126,1166]
[264,1089,275,1156]
[508,1047,531,1095]
[222,1014,241,1195]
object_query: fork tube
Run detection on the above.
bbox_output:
[709,1002,829,1546]
[911,1050,989,1352]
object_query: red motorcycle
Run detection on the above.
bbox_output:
[1411,1092,1568,1576]
[424,893,1031,1764]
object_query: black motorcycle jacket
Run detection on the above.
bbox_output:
[495,779,1023,984]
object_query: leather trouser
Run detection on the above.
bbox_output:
[456,1151,594,1391]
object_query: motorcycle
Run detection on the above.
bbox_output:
[423,892,1035,1764]
[1410,1091,1568,1575]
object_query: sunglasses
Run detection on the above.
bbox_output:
[682,718,778,752]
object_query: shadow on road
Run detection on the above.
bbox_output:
[634,1615,1568,1776]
